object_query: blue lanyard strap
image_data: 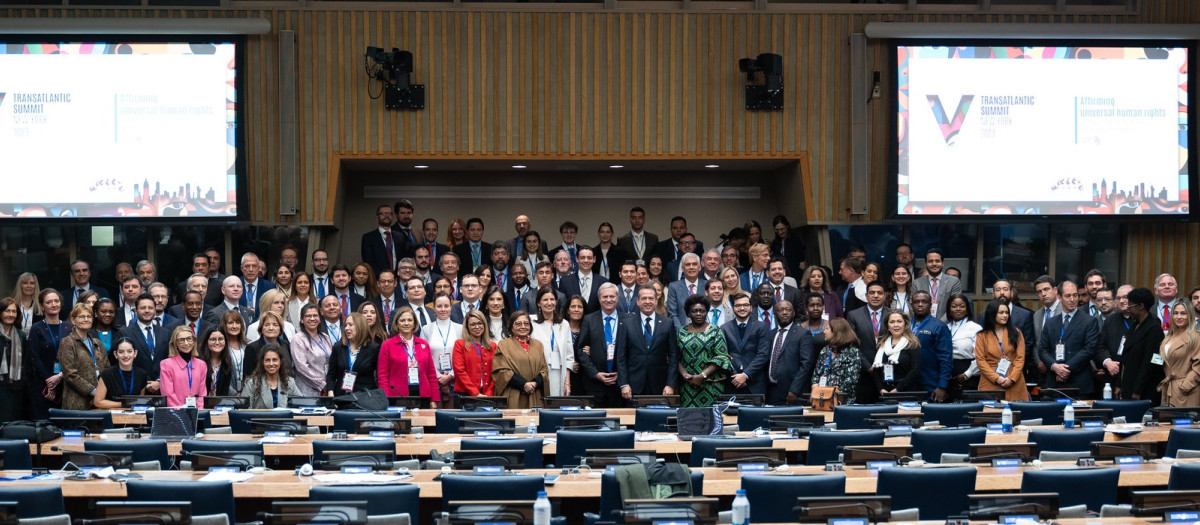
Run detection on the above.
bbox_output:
[307,333,330,357]
[119,369,134,395]
[185,359,193,390]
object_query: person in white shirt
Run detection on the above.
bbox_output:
[310,250,332,300]
[420,293,462,408]
[530,287,574,397]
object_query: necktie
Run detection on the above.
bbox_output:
[769,329,786,382]
[634,233,644,258]
[674,244,681,260]
[871,309,880,335]
[752,273,762,290]
[710,309,721,325]
[383,299,392,322]
[427,242,436,259]
[625,289,634,311]
[317,277,327,298]
[774,286,783,302]
[1164,304,1171,331]
[515,288,522,303]
[154,316,161,327]
[581,276,590,303]
[604,316,615,371]
[247,283,256,309]
[688,283,695,295]
[762,310,772,330]
[145,326,155,348]
[403,228,414,244]
[568,247,578,272]
[75,288,83,299]
[496,272,505,290]
[738,322,747,340]
[417,307,428,326]
[471,243,481,268]
[341,293,349,317]
[1064,312,1073,329]
[930,277,939,299]
[384,231,395,270]
[644,317,653,346]
[1090,304,1097,317]
[468,302,476,312]
[1044,309,1052,327]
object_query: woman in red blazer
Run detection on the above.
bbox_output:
[377,307,440,407]
[453,310,496,397]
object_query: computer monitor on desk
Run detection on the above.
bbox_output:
[189,451,265,471]
[561,417,621,431]
[261,501,368,525]
[249,418,308,435]
[386,396,431,409]
[289,396,336,409]
[1092,440,1159,461]
[354,417,411,435]
[866,414,923,429]
[840,445,914,466]
[722,394,765,407]
[204,396,249,409]
[457,418,516,434]
[713,447,788,467]
[1036,387,1080,401]
[968,443,1038,463]
[879,391,927,404]
[622,498,719,525]
[50,416,107,436]
[120,395,166,409]
[452,450,526,470]
[444,501,534,525]
[1132,490,1200,517]
[580,449,657,467]
[961,390,1005,402]
[542,396,596,409]
[767,414,826,431]
[460,396,509,411]
[630,395,680,408]
[316,451,396,471]
[63,450,134,470]
[794,496,891,523]
[967,410,1021,427]
[1154,406,1200,423]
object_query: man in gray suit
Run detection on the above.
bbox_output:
[666,252,706,327]
[616,207,659,264]
[913,248,961,321]
[1030,275,1062,384]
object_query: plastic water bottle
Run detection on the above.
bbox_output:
[533,491,551,525]
[528,418,537,436]
[1001,405,1013,433]
[1103,383,1113,400]
[732,489,750,525]
[1064,404,1075,429]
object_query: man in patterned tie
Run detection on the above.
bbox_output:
[576,283,623,407]
[1154,273,1179,334]
[764,300,814,405]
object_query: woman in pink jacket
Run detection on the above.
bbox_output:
[159,326,209,408]
[377,307,440,407]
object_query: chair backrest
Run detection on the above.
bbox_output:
[86,438,171,470]
[332,410,405,433]
[597,470,704,523]
[555,430,635,468]
[309,484,420,521]
[538,410,607,432]
[688,437,774,468]
[461,437,545,469]
[49,408,114,429]
[1009,402,1067,426]
[736,406,808,432]
[833,405,897,430]
[180,439,265,456]
[0,486,64,518]
[1021,467,1120,512]
[434,410,502,434]
[1166,427,1200,458]
[439,473,545,508]
[742,473,845,523]
[633,408,678,432]
[1169,463,1200,490]
[227,409,292,433]
[910,427,987,463]
[877,466,977,520]
[125,479,236,524]
[1028,428,1104,453]
[920,403,984,427]
[311,439,397,463]
[0,438,33,469]
[1092,399,1152,423]
[806,430,885,465]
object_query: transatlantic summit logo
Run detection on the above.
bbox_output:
[926,95,974,145]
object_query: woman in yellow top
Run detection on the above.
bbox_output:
[1159,301,1200,406]
[974,300,1028,401]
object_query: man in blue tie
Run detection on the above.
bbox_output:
[575,283,623,407]
[704,280,733,327]
[722,292,771,395]
[311,250,332,300]
[451,217,492,273]
[616,287,678,403]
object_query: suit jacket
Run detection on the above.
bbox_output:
[377,336,440,400]
[504,285,531,314]
[204,302,253,328]
[238,279,276,323]
[666,278,707,327]
[721,319,771,395]
[591,245,631,281]
[361,229,399,276]
[766,283,803,309]
[166,304,213,325]
[616,231,659,264]
[61,285,110,311]
[575,310,624,391]
[448,299,482,324]
[1037,310,1102,394]
[652,238,704,265]
[770,233,807,278]
[615,312,678,395]
[504,236,547,261]
[425,275,462,302]
[840,281,867,315]
[559,273,608,314]
[912,273,961,321]
[765,324,815,404]
[118,322,172,380]
[389,224,418,259]
[613,285,642,316]
[739,270,769,296]
[1009,304,1037,363]
[325,341,381,394]
[452,241,494,272]
[403,303,436,333]
[417,242,450,270]
[1118,315,1166,401]
[165,317,213,340]
[845,305,883,404]
[330,290,366,318]
[1031,303,1063,365]
[521,289,565,316]
[1097,313,1133,367]
[241,375,302,409]
[911,316,953,392]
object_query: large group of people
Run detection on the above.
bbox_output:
[0,199,1196,422]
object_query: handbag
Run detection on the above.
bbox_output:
[811,385,839,411]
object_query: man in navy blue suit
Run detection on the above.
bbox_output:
[616,287,678,402]
[559,246,608,314]
[362,204,401,276]
[722,292,771,395]
[1037,280,1102,396]
[238,253,275,324]
[118,294,171,380]
[62,260,109,311]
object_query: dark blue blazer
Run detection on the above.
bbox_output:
[238,278,276,322]
[765,324,814,404]
[720,319,771,395]
[575,310,623,391]
[1036,310,1102,394]
[118,322,172,380]
[361,229,398,277]
[615,312,678,395]
[61,285,110,311]
[559,273,608,315]
[911,316,953,392]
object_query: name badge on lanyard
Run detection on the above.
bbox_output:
[883,364,895,382]
[549,331,562,370]
[996,358,1012,377]
[439,352,451,372]
[342,371,357,391]
[1117,336,1126,356]
[1055,344,1066,362]
[406,344,419,385]
[606,343,616,362]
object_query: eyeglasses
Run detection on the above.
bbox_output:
[177,337,195,343]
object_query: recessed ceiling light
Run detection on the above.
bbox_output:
[512,165,527,169]
[609,165,624,169]
[705,164,720,169]
[413,165,429,169]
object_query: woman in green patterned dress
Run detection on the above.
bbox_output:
[676,295,732,407]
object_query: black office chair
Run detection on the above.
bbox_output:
[743,473,845,523]
[309,484,420,522]
[688,437,773,468]
[1009,401,1068,426]
[584,470,705,525]
[439,473,545,508]
[805,430,885,465]
[1169,462,1200,490]
[0,485,65,518]
[86,438,171,470]
[633,408,677,432]
[910,427,987,463]
[332,410,406,433]
[554,430,635,468]
[1166,427,1200,458]
[538,409,607,432]
[49,408,115,430]
[921,402,983,427]
[0,438,33,469]
[833,404,897,430]
[227,409,292,433]
[1092,399,1152,423]
[1021,467,1120,513]
[434,410,502,434]
[735,406,807,431]
[877,466,977,520]
[461,437,545,468]
[125,479,236,524]
[1028,428,1104,453]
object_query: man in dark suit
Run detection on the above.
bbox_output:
[837,257,868,314]
[238,253,275,324]
[613,261,641,316]
[522,262,565,315]
[389,199,417,259]
[319,295,346,343]
[372,270,401,332]
[168,274,214,322]
[663,234,701,283]
[575,283,623,407]
[118,294,172,380]
[62,260,110,311]
[1116,287,1165,403]
[1030,275,1062,384]
[616,287,678,402]
[204,276,253,328]
[651,216,703,265]
[909,291,953,402]
[416,219,450,272]
[451,217,492,273]
[115,276,143,329]
[165,291,212,339]
[426,253,462,300]
[504,263,532,313]
[764,300,814,405]
[616,207,658,264]
[329,265,366,319]
[912,249,961,321]
[450,274,484,324]
[1094,284,1133,395]
[592,223,630,282]
[764,257,803,307]
[845,280,886,404]
[546,221,582,274]
[558,247,608,314]
[1037,281,1102,397]
[401,277,436,331]
[175,255,219,307]
[723,292,771,396]
[362,203,401,276]
[147,283,178,327]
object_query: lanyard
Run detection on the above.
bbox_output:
[436,321,452,350]
[119,368,134,395]
[949,319,965,339]
[307,333,330,358]
[474,343,487,388]
[911,316,929,334]
[550,330,556,353]
[47,324,62,351]
[185,358,194,390]
[402,338,415,362]
[1123,317,1131,330]
[82,337,97,371]
[824,351,833,374]
[995,331,1007,358]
